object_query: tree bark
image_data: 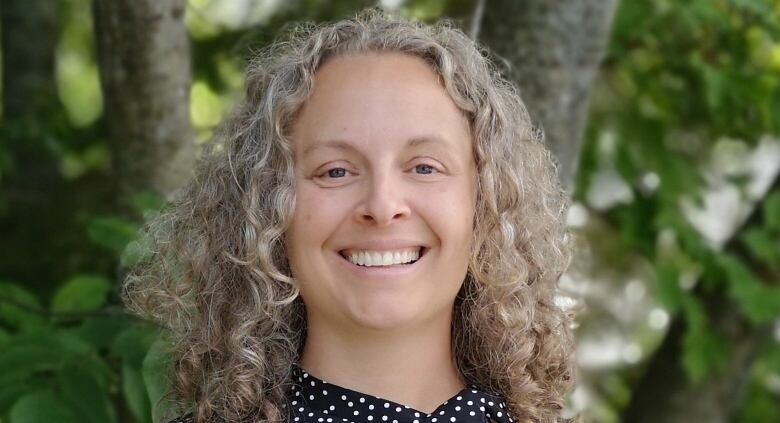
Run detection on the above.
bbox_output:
[92,0,195,206]
[478,0,618,191]
[621,295,765,423]
[473,2,769,422]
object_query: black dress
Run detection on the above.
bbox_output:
[169,364,514,423]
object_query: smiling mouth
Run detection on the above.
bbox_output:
[339,246,428,267]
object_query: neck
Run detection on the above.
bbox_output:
[299,311,465,414]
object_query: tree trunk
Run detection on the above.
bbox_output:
[478,0,618,191]
[92,0,195,207]
[474,2,767,422]
[621,295,765,423]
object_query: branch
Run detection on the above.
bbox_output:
[469,0,486,40]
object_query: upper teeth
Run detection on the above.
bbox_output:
[345,248,421,266]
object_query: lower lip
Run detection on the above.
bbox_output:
[336,249,428,278]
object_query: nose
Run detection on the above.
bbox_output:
[354,171,411,226]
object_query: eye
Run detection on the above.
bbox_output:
[327,168,347,178]
[318,167,351,179]
[414,164,438,175]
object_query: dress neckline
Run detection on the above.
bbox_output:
[293,363,473,416]
[289,363,514,423]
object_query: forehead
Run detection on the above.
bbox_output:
[290,52,472,159]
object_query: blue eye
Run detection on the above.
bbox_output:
[415,164,436,175]
[326,168,347,178]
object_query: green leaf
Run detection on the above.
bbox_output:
[0,332,64,387]
[111,326,158,366]
[740,228,778,266]
[736,342,780,423]
[681,297,729,383]
[143,336,175,423]
[402,0,446,21]
[0,327,9,346]
[131,191,167,214]
[55,329,94,356]
[76,315,132,349]
[0,377,47,415]
[702,65,727,111]
[655,263,684,312]
[763,190,780,231]
[0,282,45,330]
[681,327,729,384]
[9,390,80,423]
[738,384,780,423]
[60,144,110,180]
[52,329,114,385]
[86,216,138,252]
[764,344,780,374]
[58,357,117,423]
[120,237,155,269]
[719,254,780,324]
[122,362,152,423]
[51,275,111,314]
[112,328,158,423]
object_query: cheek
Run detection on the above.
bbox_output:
[289,184,350,246]
[417,183,476,242]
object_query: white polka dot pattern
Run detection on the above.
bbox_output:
[166,365,514,423]
[289,364,513,423]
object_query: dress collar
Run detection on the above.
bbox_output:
[288,364,514,423]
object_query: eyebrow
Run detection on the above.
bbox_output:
[301,135,453,158]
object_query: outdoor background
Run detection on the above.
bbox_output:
[1,0,779,422]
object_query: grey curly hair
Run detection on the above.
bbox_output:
[123,8,576,423]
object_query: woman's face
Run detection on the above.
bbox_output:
[286,52,477,332]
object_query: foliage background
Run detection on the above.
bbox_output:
[0,0,778,422]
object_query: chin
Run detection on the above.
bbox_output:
[345,300,421,332]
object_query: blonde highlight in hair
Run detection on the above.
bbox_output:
[123,9,576,423]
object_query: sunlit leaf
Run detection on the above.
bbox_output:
[131,191,167,214]
[56,51,102,127]
[87,216,139,253]
[51,275,111,314]
[190,80,223,128]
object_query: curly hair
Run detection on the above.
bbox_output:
[123,9,576,423]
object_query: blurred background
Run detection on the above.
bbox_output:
[1,0,779,422]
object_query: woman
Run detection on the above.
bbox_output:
[124,9,576,423]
